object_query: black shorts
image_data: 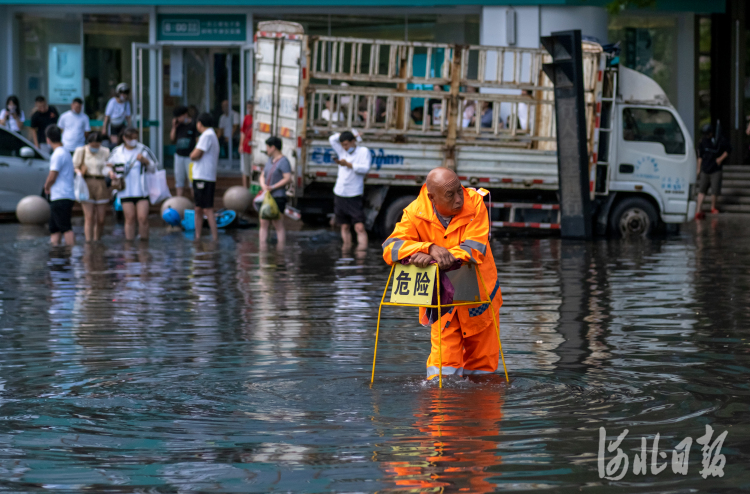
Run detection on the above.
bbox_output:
[110,122,127,139]
[49,199,74,234]
[274,196,287,215]
[120,196,148,204]
[699,171,722,195]
[334,194,365,225]
[193,180,216,209]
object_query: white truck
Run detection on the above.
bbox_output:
[251,21,697,237]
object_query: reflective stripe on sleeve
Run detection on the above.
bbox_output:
[391,239,405,262]
[382,237,399,248]
[460,245,478,264]
[460,239,487,255]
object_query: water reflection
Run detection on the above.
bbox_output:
[0,219,746,491]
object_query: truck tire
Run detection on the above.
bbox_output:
[609,196,658,238]
[378,195,417,238]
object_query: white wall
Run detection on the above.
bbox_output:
[481,5,608,48]
[481,6,540,48]
[675,12,695,141]
[540,6,608,44]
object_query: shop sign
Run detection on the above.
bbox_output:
[157,14,246,42]
[48,44,83,105]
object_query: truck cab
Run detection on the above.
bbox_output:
[602,66,696,236]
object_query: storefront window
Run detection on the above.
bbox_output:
[15,14,81,121]
[14,13,148,128]
[83,14,149,123]
[609,15,678,105]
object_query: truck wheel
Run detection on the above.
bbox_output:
[609,197,658,238]
[378,195,417,238]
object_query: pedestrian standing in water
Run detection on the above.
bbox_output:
[108,127,158,241]
[239,100,254,189]
[258,136,291,249]
[382,167,502,380]
[329,130,371,251]
[189,113,220,241]
[170,106,197,197]
[73,132,113,242]
[695,123,731,219]
[43,125,76,246]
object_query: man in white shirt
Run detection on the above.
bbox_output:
[218,99,239,159]
[42,125,75,246]
[102,82,132,144]
[329,130,371,250]
[189,113,220,241]
[57,98,91,153]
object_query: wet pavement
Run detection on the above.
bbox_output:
[0,216,748,492]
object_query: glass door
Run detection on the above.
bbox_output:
[131,43,163,165]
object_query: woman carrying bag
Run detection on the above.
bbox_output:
[108,127,158,241]
[257,136,291,249]
[73,132,113,242]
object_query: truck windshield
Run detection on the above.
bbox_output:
[622,108,686,155]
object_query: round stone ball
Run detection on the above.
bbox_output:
[16,195,51,225]
[223,185,252,213]
[160,196,194,219]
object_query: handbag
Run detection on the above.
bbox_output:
[74,172,90,202]
[146,169,172,205]
[253,157,283,211]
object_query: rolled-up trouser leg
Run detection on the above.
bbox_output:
[426,315,464,379]
[462,310,500,376]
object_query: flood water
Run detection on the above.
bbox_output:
[0,217,748,492]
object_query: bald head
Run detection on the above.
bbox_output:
[426,167,464,217]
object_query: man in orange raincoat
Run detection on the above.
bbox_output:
[382,167,502,379]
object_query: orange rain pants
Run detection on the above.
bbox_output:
[427,307,500,380]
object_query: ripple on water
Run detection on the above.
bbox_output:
[0,221,747,492]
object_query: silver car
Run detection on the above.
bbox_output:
[0,127,49,212]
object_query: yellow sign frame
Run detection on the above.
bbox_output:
[372,263,509,388]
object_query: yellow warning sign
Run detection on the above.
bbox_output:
[389,264,437,305]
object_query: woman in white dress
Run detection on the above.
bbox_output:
[108,127,158,241]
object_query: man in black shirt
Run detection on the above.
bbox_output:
[170,106,197,197]
[696,123,731,220]
[30,96,58,154]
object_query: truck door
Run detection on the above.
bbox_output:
[614,106,692,214]
[254,34,305,196]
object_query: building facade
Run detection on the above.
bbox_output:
[0,0,738,163]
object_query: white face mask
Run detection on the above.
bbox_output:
[125,139,138,148]
[89,146,100,154]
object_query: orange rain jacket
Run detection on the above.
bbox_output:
[382,185,502,337]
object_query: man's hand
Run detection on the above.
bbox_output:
[44,185,51,196]
[335,158,353,168]
[428,244,456,269]
[410,252,434,268]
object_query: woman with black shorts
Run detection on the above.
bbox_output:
[108,128,158,240]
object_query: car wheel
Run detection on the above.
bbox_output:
[609,196,658,238]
